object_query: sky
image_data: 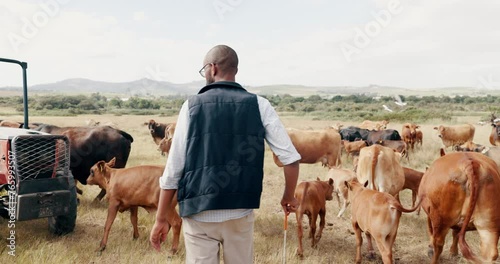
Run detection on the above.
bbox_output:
[1,0,500,90]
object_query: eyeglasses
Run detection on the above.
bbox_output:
[198,63,214,77]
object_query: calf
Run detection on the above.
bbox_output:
[415,129,423,147]
[295,178,334,257]
[326,168,356,217]
[341,140,367,159]
[346,179,417,264]
[401,167,424,214]
[87,158,181,253]
[158,122,177,156]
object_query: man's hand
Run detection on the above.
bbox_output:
[281,197,298,215]
[149,220,171,252]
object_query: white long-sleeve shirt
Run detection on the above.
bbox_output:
[159,95,300,222]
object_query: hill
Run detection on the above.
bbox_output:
[1,78,499,97]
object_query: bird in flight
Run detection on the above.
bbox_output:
[383,104,393,112]
[394,94,407,106]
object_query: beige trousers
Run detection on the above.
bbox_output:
[182,212,255,264]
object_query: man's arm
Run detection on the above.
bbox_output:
[281,161,299,214]
[150,189,177,251]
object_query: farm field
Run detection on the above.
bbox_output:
[0,113,497,264]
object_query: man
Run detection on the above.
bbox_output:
[150,45,300,263]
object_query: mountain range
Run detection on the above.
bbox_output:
[0,78,499,97]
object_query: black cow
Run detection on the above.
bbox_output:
[340,127,366,141]
[36,124,133,201]
[366,129,401,145]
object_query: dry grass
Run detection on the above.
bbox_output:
[0,114,496,263]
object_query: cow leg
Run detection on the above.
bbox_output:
[365,233,376,260]
[296,211,304,258]
[309,213,318,248]
[430,226,448,264]
[426,217,435,258]
[353,223,363,264]
[411,191,420,215]
[99,200,120,252]
[373,236,393,264]
[95,188,107,201]
[130,206,139,239]
[168,207,182,254]
[316,208,326,244]
[337,198,348,218]
[450,228,459,257]
[477,229,499,262]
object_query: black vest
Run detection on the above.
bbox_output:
[178,82,265,217]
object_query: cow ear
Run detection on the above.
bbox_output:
[344,181,351,190]
[108,157,116,168]
[98,162,105,172]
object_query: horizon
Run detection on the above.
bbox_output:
[1,1,500,89]
[0,76,491,91]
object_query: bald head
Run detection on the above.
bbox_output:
[203,45,238,82]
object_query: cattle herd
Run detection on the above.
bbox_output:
[2,115,500,263]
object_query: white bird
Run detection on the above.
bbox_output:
[383,105,393,112]
[394,94,407,106]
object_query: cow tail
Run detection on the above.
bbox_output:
[371,146,380,191]
[394,198,422,213]
[298,182,309,212]
[458,158,480,263]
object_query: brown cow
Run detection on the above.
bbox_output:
[87,158,182,253]
[346,178,417,264]
[375,140,408,160]
[401,167,424,214]
[294,178,334,257]
[272,127,341,168]
[341,140,367,159]
[359,120,389,130]
[415,129,423,147]
[401,123,419,150]
[158,122,177,156]
[433,124,475,149]
[356,144,405,198]
[0,120,22,128]
[454,141,486,152]
[0,120,43,129]
[418,151,500,263]
[326,168,356,217]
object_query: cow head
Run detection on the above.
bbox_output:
[148,119,158,134]
[87,157,117,191]
[317,177,335,201]
[433,126,445,138]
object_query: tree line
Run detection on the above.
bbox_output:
[0,93,499,122]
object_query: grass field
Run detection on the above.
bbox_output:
[0,113,496,263]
